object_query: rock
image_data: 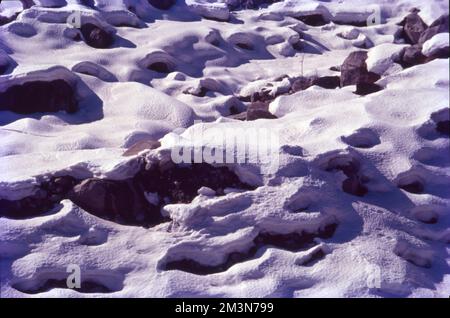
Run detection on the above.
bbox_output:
[80,23,114,49]
[337,28,360,40]
[297,14,328,26]
[0,80,78,114]
[291,76,340,93]
[148,62,172,73]
[398,10,428,44]
[419,14,449,45]
[0,176,77,219]
[436,120,450,136]
[313,76,340,89]
[123,140,161,157]
[291,77,315,92]
[421,33,449,58]
[399,44,427,67]
[398,180,424,194]
[340,51,380,87]
[148,0,176,10]
[68,178,162,226]
[354,82,383,96]
[246,101,277,121]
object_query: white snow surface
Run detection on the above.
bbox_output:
[0,0,449,298]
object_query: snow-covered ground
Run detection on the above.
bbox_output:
[0,0,449,297]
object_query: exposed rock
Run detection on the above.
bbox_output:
[246,101,277,121]
[80,23,114,49]
[68,178,162,226]
[148,62,172,73]
[123,140,161,157]
[418,14,449,45]
[313,76,340,89]
[398,10,428,45]
[148,0,176,10]
[0,176,77,219]
[0,80,78,114]
[291,77,315,92]
[399,44,427,68]
[436,120,450,136]
[297,14,328,26]
[354,82,383,96]
[398,180,424,194]
[340,51,380,87]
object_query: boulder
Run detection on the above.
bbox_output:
[0,80,78,114]
[313,76,340,89]
[68,178,162,226]
[246,101,277,121]
[398,10,428,44]
[340,51,380,87]
[399,44,427,67]
[148,0,176,10]
[419,14,449,45]
[354,82,383,96]
[80,23,114,49]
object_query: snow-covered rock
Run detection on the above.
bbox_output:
[422,33,450,57]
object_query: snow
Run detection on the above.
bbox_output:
[0,0,449,298]
[422,33,450,57]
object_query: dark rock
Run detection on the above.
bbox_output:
[227,0,281,10]
[148,62,171,73]
[0,14,18,26]
[123,140,161,157]
[139,162,254,204]
[398,11,428,44]
[313,76,340,89]
[246,101,277,121]
[68,178,162,226]
[291,77,315,92]
[236,42,254,50]
[340,51,380,87]
[399,44,427,67]
[354,82,383,96]
[436,120,450,136]
[148,0,176,10]
[419,14,449,45]
[398,180,424,194]
[0,176,77,219]
[0,80,78,114]
[297,14,328,26]
[80,23,114,49]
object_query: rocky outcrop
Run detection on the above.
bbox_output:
[80,23,114,49]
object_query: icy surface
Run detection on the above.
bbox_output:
[0,0,449,298]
